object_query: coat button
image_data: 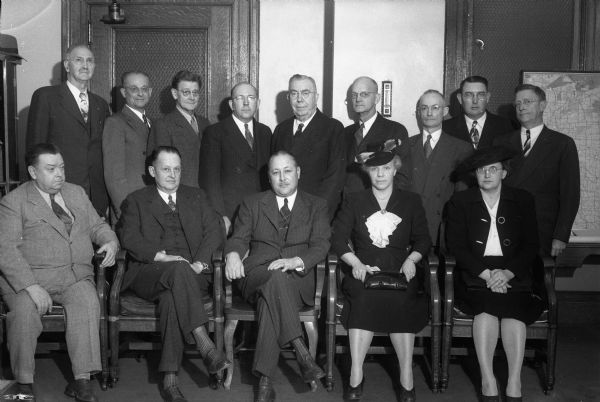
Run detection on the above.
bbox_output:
[498,216,505,224]
[503,238,511,246]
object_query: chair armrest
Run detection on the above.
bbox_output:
[427,250,441,326]
[441,250,456,325]
[326,252,338,325]
[93,252,108,305]
[212,249,224,321]
[108,250,127,316]
[542,256,558,326]
[312,253,332,315]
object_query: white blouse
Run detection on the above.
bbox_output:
[482,197,503,256]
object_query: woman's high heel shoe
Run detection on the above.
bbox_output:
[399,383,416,402]
[343,377,364,401]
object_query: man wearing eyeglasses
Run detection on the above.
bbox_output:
[494,84,579,257]
[343,76,411,194]
[147,70,210,188]
[443,76,514,149]
[272,74,345,220]
[102,71,153,221]
[199,83,272,235]
[409,90,473,244]
[27,44,111,217]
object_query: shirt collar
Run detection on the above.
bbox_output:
[422,128,442,146]
[276,190,298,210]
[66,80,87,101]
[360,112,378,137]
[464,112,487,129]
[34,186,73,218]
[156,188,176,204]
[176,105,194,125]
[521,123,544,147]
[125,104,146,123]
[232,114,253,135]
[293,110,317,134]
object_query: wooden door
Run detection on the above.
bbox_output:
[63,0,258,123]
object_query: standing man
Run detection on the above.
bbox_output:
[147,70,209,188]
[409,90,473,245]
[27,44,111,216]
[118,146,229,402]
[271,74,345,219]
[495,84,580,256]
[199,82,272,235]
[0,143,119,402]
[225,151,330,402]
[102,71,153,220]
[443,76,514,149]
[344,76,412,194]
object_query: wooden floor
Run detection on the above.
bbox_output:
[3,324,599,402]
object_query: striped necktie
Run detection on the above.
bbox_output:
[424,134,433,159]
[470,120,479,149]
[523,129,531,155]
[50,193,73,234]
[244,123,254,149]
[79,92,89,122]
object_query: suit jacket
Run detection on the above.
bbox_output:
[26,83,111,215]
[199,116,272,221]
[344,113,412,193]
[271,110,345,219]
[494,126,580,253]
[409,132,473,244]
[0,181,118,296]
[225,190,331,303]
[117,184,223,292]
[443,111,514,149]
[147,109,210,188]
[102,106,150,219]
[446,185,539,290]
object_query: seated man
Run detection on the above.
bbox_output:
[0,143,119,402]
[225,150,331,402]
[117,146,229,402]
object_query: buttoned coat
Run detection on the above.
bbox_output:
[446,185,539,290]
[199,116,272,221]
[225,190,331,304]
[443,111,514,149]
[117,184,223,292]
[271,110,345,219]
[494,126,580,253]
[147,110,210,187]
[344,113,412,193]
[26,83,111,215]
[408,132,473,244]
[102,106,150,218]
[0,181,118,296]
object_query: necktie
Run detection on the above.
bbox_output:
[50,193,73,234]
[424,134,433,159]
[523,129,531,155]
[470,120,480,149]
[244,123,254,149]
[79,92,89,122]
[190,115,199,134]
[168,194,176,212]
[143,114,151,129]
[280,198,291,225]
[354,122,365,146]
[294,123,304,137]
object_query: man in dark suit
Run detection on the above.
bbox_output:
[344,76,411,193]
[102,71,153,220]
[409,90,473,245]
[147,70,210,188]
[271,74,345,219]
[494,84,580,257]
[199,82,272,235]
[443,75,514,149]
[27,44,111,216]
[117,146,229,402]
[0,143,119,402]
[225,151,330,402]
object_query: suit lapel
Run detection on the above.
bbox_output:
[411,135,427,191]
[293,110,321,154]
[175,188,197,248]
[26,182,70,239]
[122,106,149,136]
[423,133,453,193]
[224,116,254,162]
[288,191,309,232]
[148,188,169,229]
[59,84,87,128]
[260,191,281,231]
[512,127,552,185]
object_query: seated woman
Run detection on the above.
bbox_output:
[446,146,544,402]
[332,141,432,402]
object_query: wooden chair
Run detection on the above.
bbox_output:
[439,238,558,393]
[107,250,224,387]
[220,253,331,390]
[0,253,110,389]
[324,251,442,392]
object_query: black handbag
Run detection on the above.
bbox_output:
[364,272,408,290]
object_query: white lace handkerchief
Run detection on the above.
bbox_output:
[365,210,402,248]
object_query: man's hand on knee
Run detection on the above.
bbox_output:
[25,284,52,315]
[97,240,119,268]
[225,252,245,281]
[267,257,303,272]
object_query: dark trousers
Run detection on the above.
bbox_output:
[241,267,305,377]
[129,261,210,372]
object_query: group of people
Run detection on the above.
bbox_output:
[0,42,580,402]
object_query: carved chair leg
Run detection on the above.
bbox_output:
[546,326,557,393]
[440,323,452,392]
[223,319,238,390]
[324,321,336,392]
[303,321,318,359]
[109,319,120,385]
[431,324,442,392]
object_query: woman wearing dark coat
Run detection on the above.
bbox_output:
[446,146,544,402]
[332,142,431,402]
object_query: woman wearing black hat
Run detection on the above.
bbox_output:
[332,140,432,402]
[446,146,544,402]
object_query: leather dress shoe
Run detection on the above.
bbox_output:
[14,383,36,402]
[255,376,275,402]
[343,378,364,401]
[64,379,98,402]
[204,349,231,374]
[399,382,416,402]
[506,397,523,402]
[160,385,187,402]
